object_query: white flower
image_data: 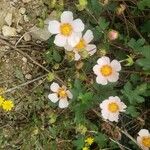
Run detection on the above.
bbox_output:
[100,96,127,122]
[93,56,121,85]
[48,82,73,108]
[64,30,97,61]
[137,129,150,150]
[48,11,85,47]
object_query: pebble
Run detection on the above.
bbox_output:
[23,33,31,41]
[19,7,26,15]
[5,12,13,26]
[2,25,17,37]
[25,74,32,80]
[22,57,27,63]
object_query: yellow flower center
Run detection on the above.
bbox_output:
[75,39,86,50]
[58,88,67,98]
[108,102,119,113]
[2,100,14,111]
[60,23,73,36]
[142,136,150,147]
[100,65,112,76]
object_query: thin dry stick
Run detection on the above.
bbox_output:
[109,138,132,150]
[5,74,48,93]
[92,109,140,149]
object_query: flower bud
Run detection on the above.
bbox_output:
[107,30,119,41]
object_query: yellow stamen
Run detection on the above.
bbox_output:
[60,23,73,36]
[58,87,67,98]
[2,100,14,111]
[75,39,86,50]
[142,136,150,147]
[100,65,112,76]
[108,102,119,113]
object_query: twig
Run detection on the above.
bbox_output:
[5,74,48,93]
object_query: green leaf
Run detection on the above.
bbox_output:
[95,133,108,148]
[137,0,150,10]
[128,38,145,52]
[88,0,103,15]
[126,106,140,117]
[73,136,85,150]
[53,49,62,62]
[122,82,146,105]
[98,17,109,31]
[136,58,150,70]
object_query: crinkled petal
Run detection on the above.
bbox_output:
[111,60,121,71]
[83,30,94,43]
[72,19,85,32]
[48,93,59,103]
[61,11,73,23]
[93,64,100,75]
[101,110,109,120]
[50,82,60,92]
[48,20,60,34]
[96,75,108,85]
[54,34,67,47]
[64,44,73,51]
[59,99,69,108]
[108,113,119,122]
[68,32,82,47]
[66,90,73,99]
[107,72,119,82]
[97,56,110,66]
[119,102,127,112]
[86,44,97,55]
[74,52,81,61]
[138,129,150,136]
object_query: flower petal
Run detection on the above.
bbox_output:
[107,72,119,82]
[50,82,60,92]
[97,56,110,65]
[101,110,109,120]
[72,19,85,32]
[68,32,82,47]
[48,20,60,34]
[111,60,121,71]
[54,34,67,47]
[64,44,73,51]
[96,75,108,85]
[74,52,81,61]
[93,64,100,75]
[66,90,73,99]
[61,11,73,23]
[86,44,97,55]
[59,99,69,108]
[108,113,119,122]
[83,30,94,43]
[138,129,150,136]
[48,93,59,103]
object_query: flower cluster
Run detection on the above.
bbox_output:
[0,96,14,111]
[48,11,97,61]
[48,11,125,122]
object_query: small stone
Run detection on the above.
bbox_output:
[2,25,17,37]
[16,25,23,33]
[25,74,32,80]
[23,15,29,22]
[5,12,13,26]
[19,7,26,15]
[22,57,27,63]
[23,33,31,41]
